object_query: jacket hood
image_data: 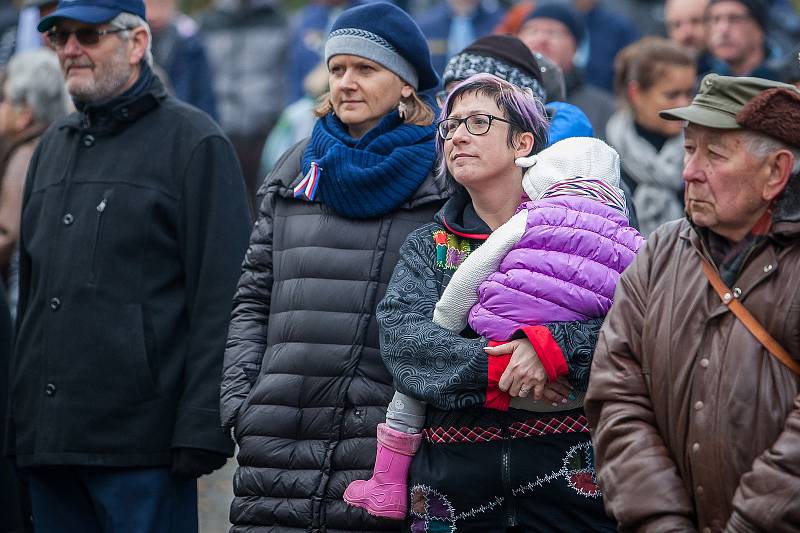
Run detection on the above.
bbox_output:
[434,188,491,240]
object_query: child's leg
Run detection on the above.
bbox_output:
[343,391,425,520]
[386,391,426,434]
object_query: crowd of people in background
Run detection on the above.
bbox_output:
[5,0,800,210]
[2,0,800,532]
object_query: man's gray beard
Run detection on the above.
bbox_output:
[68,50,134,103]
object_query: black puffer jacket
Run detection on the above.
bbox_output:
[220,139,451,532]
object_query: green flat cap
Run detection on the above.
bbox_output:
[660,74,799,129]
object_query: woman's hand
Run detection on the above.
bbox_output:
[485,338,549,400]
[542,376,573,406]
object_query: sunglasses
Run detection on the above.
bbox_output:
[46,27,128,48]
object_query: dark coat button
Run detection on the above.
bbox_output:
[45,383,56,396]
[49,297,61,311]
[83,134,95,147]
[62,213,74,225]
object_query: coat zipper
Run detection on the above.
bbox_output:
[502,431,517,527]
[89,190,112,282]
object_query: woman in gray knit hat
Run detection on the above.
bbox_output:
[220,3,452,531]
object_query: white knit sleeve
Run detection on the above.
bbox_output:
[433,209,528,331]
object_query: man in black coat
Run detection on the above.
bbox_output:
[6,0,251,530]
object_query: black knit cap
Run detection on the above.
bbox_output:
[709,0,768,32]
[524,3,585,44]
[442,35,547,100]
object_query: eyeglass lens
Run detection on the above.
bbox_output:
[439,114,493,139]
[47,28,122,47]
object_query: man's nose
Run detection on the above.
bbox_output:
[682,152,704,183]
[62,33,83,55]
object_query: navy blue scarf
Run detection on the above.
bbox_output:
[301,109,437,218]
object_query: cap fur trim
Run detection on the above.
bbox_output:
[736,88,800,148]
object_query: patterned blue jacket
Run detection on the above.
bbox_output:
[377,191,603,428]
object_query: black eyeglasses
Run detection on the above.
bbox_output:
[437,113,518,140]
[46,27,128,48]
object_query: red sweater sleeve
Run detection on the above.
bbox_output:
[485,347,512,410]
[483,328,568,410]
[520,325,568,382]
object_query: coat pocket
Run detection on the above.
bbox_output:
[124,302,159,402]
[89,189,113,284]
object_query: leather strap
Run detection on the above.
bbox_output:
[700,257,800,376]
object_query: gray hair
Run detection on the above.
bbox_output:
[741,130,800,176]
[5,48,70,124]
[110,12,153,67]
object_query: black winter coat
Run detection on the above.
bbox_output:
[7,74,251,467]
[220,139,451,532]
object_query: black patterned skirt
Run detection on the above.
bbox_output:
[406,409,616,533]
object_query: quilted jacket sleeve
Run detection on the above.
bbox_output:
[378,224,490,411]
[219,141,303,430]
[727,393,800,532]
[585,234,697,532]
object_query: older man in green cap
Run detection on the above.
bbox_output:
[585,73,800,532]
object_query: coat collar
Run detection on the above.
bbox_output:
[61,69,167,134]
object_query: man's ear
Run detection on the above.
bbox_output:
[400,85,413,99]
[763,149,794,202]
[514,131,536,158]
[128,26,149,66]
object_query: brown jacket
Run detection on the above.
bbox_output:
[586,214,800,533]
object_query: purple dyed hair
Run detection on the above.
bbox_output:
[435,73,550,181]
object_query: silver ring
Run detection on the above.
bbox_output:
[519,386,530,393]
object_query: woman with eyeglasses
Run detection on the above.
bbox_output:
[344,74,633,531]
[220,3,454,531]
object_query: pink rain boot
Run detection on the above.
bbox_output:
[344,423,422,520]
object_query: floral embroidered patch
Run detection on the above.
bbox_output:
[433,230,472,270]
[409,484,456,533]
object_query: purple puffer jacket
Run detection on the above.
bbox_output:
[469,196,644,341]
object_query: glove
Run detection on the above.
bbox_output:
[171,448,228,479]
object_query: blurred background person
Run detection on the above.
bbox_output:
[286,0,357,104]
[417,0,505,75]
[259,61,327,177]
[664,0,712,75]
[0,281,19,533]
[607,37,696,236]
[517,3,614,136]
[145,0,217,119]
[16,0,56,53]
[779,45,800,88]
[0,48,69,320]
[200,0,288,212]
[706,0,780,79]
[439,34,547,101]
[572,0,639,92]
[601,0,664,36]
